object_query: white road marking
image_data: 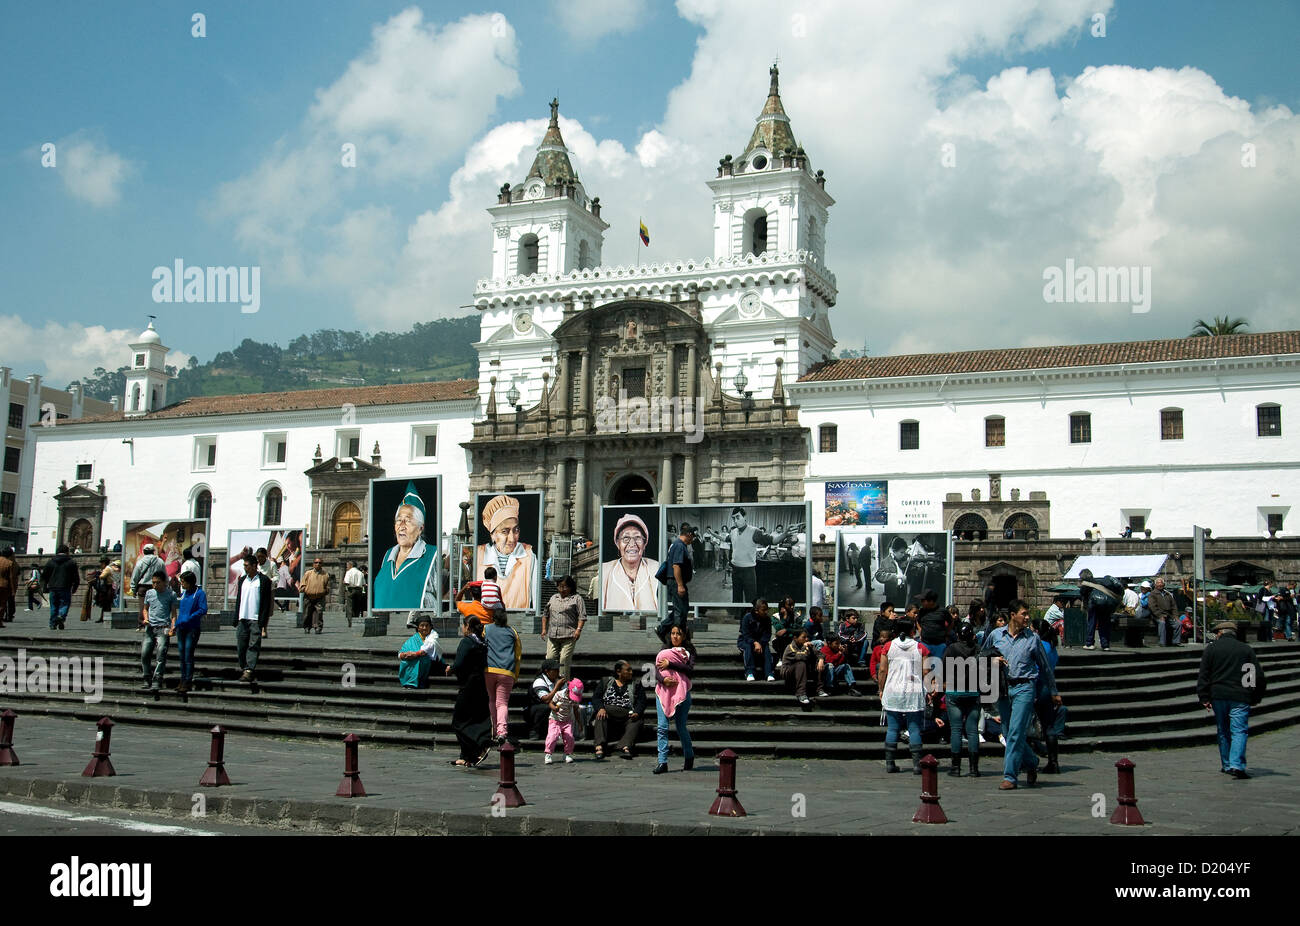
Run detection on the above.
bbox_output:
[0,800,221,835]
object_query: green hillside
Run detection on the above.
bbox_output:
[72,315,480,402]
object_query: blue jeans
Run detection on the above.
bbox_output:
[1000,682,1039,782]
[48,589,71,629]
[927,642,947,662]
[824,663,856,688]
[884,709,923,746]
[141,624,170,686]
[1212,700,1250,771]
[742,641,772,677]
[176,626,201,683]
[656,691,693,764]
[946,694,980,756]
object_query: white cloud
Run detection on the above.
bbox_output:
[2,316,192,387]
[212,0,1300,357]
[56,136,133,207]
[552,0,645,43]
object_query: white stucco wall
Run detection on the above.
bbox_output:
[28,402,476,550]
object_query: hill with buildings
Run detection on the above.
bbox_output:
[70,315,479,403]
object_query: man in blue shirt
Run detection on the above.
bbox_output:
[140,572,179,692]
[656,523,696,643]
[981,598,1062,789]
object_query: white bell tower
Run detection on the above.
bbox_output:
[123,321,171,416]
[486,98,610,281]
[706,66,833,266]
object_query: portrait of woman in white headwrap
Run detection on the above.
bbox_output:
[373,480,440,611]
[474,493,538,610]
[600,511,661,613]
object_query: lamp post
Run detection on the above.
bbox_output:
[733,370,753,423]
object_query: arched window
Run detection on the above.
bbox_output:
[131,384,141,411]
[263,486,282,526]
[150,388,159,410]
[193,489,212,520]
[1004,513,1038,540]
[953,513,988,541]
[517,233,539,275]
[742,208,769,256]
[577,239,589,270]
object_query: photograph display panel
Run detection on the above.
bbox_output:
[598,504,662,614]
[473,491,543,612]
[667,503,810,607]
[834,530,952,610]
[367,476,441,613]
[225,529,303,607]
[121,519,208,597]
[824,480,888,527]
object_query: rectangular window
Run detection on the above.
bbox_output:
[985,417,1005,448]
[194,437,217,471]
[735,478,759,503]
[1267,513,1284,534]
[134,353,146,368]
[411,425,438,462]
[819,425,838,453]
[262,432,288,468]
[622,367,646,399]
[3,447,19,473]
[1070,413,1091,444]
[1257,405,1281,437]
[900,421,919,451]
[76,464,92,481]
[7,403,23,429]
[0,493,14,517]
[1128,515,1146,532]
[336,429,361,460]
[275,441,286,463]
[1160,409,1183,441]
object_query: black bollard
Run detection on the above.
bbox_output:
[494,742,526,808]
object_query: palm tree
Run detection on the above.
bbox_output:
[1190,316,1249,337]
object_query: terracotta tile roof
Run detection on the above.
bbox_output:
[798,331,1300,383]
[62,379,479,426]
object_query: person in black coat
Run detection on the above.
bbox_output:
[451,616,494,767]
[42,545,81,630]
[1197,621,1266,779]
[591,660,647,759]
[739,599,774,681]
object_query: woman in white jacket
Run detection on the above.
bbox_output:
[876,618,934,774]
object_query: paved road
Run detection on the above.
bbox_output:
[0,798,298,836]
[1,713,1296,835]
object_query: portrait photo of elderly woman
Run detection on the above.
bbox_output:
[474,492,541,611]
[369,478,441,612]
[599,507,661,613]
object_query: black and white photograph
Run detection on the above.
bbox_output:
[668,504,809,607]
[835,531,952,609]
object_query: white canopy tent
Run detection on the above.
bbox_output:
[1064,554,1168,580]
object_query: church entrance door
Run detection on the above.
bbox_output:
[610,474,654,505]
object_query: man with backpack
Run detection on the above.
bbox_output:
[42,544,81,630]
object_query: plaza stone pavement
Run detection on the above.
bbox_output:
[1,713,1296,836]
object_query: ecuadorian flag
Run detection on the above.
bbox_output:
[639,220,650,246]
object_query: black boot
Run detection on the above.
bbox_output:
[948,753,962,777]
[884,744,899,773]
[910,746,923,775]
[969,754,982,777]
[1044,737,1060,774]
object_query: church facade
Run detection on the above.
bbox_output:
[22,67,1299,568]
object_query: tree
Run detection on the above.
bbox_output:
[1190,316,1249,337]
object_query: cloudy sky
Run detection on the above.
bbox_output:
[2,0,1297,385]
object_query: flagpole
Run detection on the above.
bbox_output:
[637,215,641,269]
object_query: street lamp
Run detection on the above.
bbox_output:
[733,370,753,422]
[506,382,522,409]
[733,371,748,394]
